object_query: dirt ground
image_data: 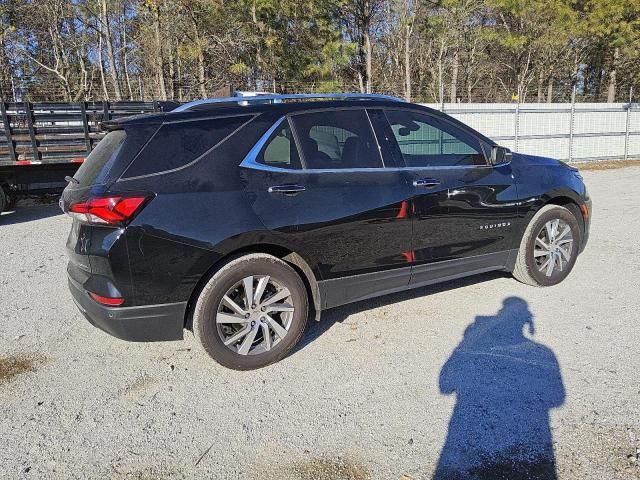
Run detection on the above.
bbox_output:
[1,167,639,479]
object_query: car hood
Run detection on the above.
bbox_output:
[511,152,572,167]
[510,152,577,171]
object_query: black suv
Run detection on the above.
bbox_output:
[61,93,591,370]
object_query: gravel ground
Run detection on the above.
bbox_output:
[1,167,639,480]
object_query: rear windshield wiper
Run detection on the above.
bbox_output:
[65,176,79,184]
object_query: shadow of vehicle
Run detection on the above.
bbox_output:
[433,297,565,480]
[0,201,62,226]
[295,271,508,353]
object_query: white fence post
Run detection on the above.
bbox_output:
[624,86,633,161]
[568,85,576,163]
[514,100,520,151]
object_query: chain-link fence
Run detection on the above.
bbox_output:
[427,87,638,162]
[4,75,637,104]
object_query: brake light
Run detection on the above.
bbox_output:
[68,195,150,225]
[88,292,125,306]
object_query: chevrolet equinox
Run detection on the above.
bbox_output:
[61,93,591,370]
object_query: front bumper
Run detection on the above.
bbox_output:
[68,275,186,342]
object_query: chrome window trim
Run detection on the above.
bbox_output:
[239,116,290,172]
[240,115,495,174]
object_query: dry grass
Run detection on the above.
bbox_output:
[575,159,640,171]
[288,457,370,480]
[0,354,43,384]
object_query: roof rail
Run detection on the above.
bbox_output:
[172,93,406,112]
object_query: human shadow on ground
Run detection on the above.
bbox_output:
[295,271,508,353]
[433,297,565,480]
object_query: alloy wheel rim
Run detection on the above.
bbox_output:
[216,275,294,355]
[534,218,574,277]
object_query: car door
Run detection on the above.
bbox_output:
[240,108,415,308]
[381,108,520,285]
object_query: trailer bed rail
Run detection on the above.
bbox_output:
[0,101,176,166]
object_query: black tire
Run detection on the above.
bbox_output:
[513,204,581,286]
[192,253,308,370]
[0,187,6,213]
[6,193,16,209]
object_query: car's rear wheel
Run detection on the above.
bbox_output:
[192,253,308,370]
[513,204,580,286]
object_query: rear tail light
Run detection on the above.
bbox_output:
[88,292,125,306]
[68,195,151,225]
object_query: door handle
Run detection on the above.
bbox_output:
[413,178,441,188]
[268,184,306,196]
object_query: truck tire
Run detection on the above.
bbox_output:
[0,187,7,213]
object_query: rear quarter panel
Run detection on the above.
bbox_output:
[110,113,300,306]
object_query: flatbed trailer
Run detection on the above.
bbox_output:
[0,101,177,212]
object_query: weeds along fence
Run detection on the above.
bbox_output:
[1,96,638,165]
[0,101,176,165]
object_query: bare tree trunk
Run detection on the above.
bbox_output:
[0,37,10,101]
[191,19,207,98]
[450,48,459,102]
[97,36,109,100]
[176,45,183,101]
[437,39,445,104]
[607,47,618,102]
[153,3,167,100]
[404,23,411,101]
[121,4,134,100]
[251,1,262,88]
[168,43,175,100]
[365,31,372,93]
[101,0,122,100]
[537,70,543,102]
[546,77,553,103]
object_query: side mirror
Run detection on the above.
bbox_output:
[490,146,512,166]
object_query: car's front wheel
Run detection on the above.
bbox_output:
[513,204,581,286]
[192,253,308,370]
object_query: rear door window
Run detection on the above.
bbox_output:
[290,109,383,169]
[122,115,253,178]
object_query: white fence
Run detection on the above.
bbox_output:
[423,102,640,163]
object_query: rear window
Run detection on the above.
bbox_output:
[73,130,126,186]
[122,115,252,178]
[257,121,302,169]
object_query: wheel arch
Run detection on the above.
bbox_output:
[521,188,585,249]
[183,243,322,330]
[542,186,585,239]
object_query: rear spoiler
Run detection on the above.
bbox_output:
[99,101,180,132]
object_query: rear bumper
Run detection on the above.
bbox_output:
[68,275,186,342]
